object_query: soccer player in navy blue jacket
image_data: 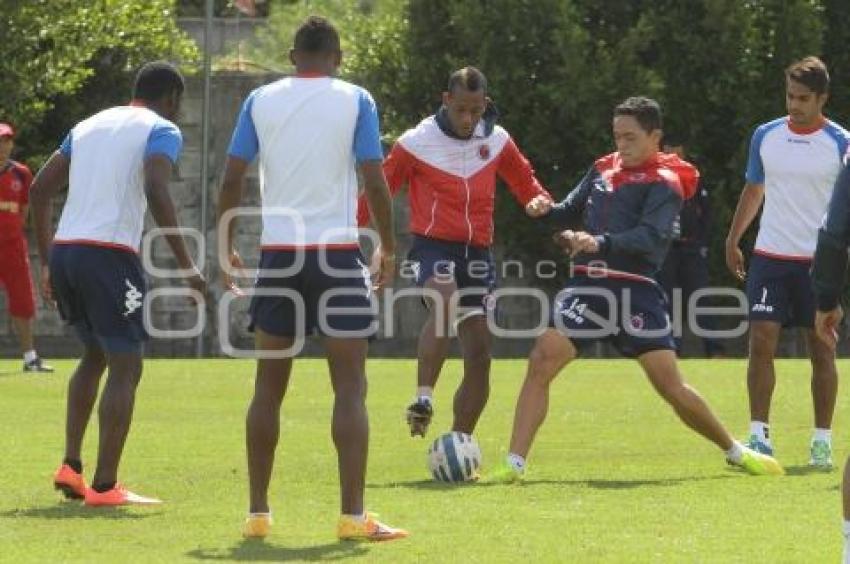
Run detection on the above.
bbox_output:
[489,97,784,482]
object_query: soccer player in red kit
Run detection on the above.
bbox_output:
[0,123,52,372]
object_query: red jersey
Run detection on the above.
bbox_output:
[357,115,551,247]
[0,160,32,242]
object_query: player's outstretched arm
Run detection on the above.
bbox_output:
[494,137,553,216]
[535,166,596,233]
[29,151,70,303]
[144,154,206,298]
[360,160,396,290]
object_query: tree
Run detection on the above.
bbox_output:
[0,0,198,164]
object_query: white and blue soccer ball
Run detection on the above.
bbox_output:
[428,432,481,482]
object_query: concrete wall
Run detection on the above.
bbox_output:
[0,72,811,359]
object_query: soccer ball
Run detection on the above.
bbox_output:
[428,432,481,482]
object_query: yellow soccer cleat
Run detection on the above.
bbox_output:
[482,460,524,484]
[337,512,409,542]
[732,446,785,476]
[242,513,272,539]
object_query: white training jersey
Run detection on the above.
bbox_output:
[227,75,383,249]
[54,105,182,253]
[745,116,849,260]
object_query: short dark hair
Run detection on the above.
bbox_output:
[786,56,830,95]
[447,66,487,94]
[294,16,340,53]
[614,96,662,133]
[132,61,185,102]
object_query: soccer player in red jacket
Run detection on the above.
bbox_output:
[358,67,553,437]
[0,123,53,372]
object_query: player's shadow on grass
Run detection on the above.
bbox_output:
[186,540,368,562]
[370,474,733,490]
[783,464,837,477]
[0,503,159,520]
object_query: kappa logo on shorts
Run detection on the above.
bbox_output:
[122,279,143,317]
[558,297,587,325]
[751,286,774,313]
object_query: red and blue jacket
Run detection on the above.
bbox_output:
[357,111,551,248]
[542,151,699,282]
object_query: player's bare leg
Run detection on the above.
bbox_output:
[807,329,838,428]
[842,457,850,559]
[324,337,369,516]
[746,320,781,448]
[453,314,491,434]
[53,343,107,499]
[508,329,576,458]
[638,348,782,475]
[65,344,107,464]
[408,277,456,436]
[638,349,733,449]
[91,351,143,489]
[807,329,837,467]
[11,315,34,353]
[246,330,293,514]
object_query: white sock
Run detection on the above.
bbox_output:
[814,428,832,444]
[507,453,526,473]
[725,441,744,464]
[416,387,433,404]
[23,350,37,364]
[749,421,771,444]
[344,512,366,523]
[843,521,850,564]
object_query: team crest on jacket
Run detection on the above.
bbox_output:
[9,179,21,192]
[478,144,490,160]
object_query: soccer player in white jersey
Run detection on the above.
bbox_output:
[726,56,849,467]
[218,17,407,541]
[29,62,206,505]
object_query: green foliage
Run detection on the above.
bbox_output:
[0,0,198,166]
[240,0,843,285]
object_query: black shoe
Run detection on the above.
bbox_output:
[405,399,433,437]
[23,358,54,373]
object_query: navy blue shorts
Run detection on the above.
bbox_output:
[50,244,147,353]
[549,276,675,358]
[249,249,376,338]
[746,254,814,328]
[406,235,496,314]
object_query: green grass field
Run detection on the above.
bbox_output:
[0,358,845,562]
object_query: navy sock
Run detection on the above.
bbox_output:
[63,458,82,474]
[92,481,116,493]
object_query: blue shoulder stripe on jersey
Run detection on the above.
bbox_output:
[145,119,183,164]
[228,89,260,163]
[353,87,383,163]
[823,120,850,162]
[59,132,72,158]
[745,117,785,184]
